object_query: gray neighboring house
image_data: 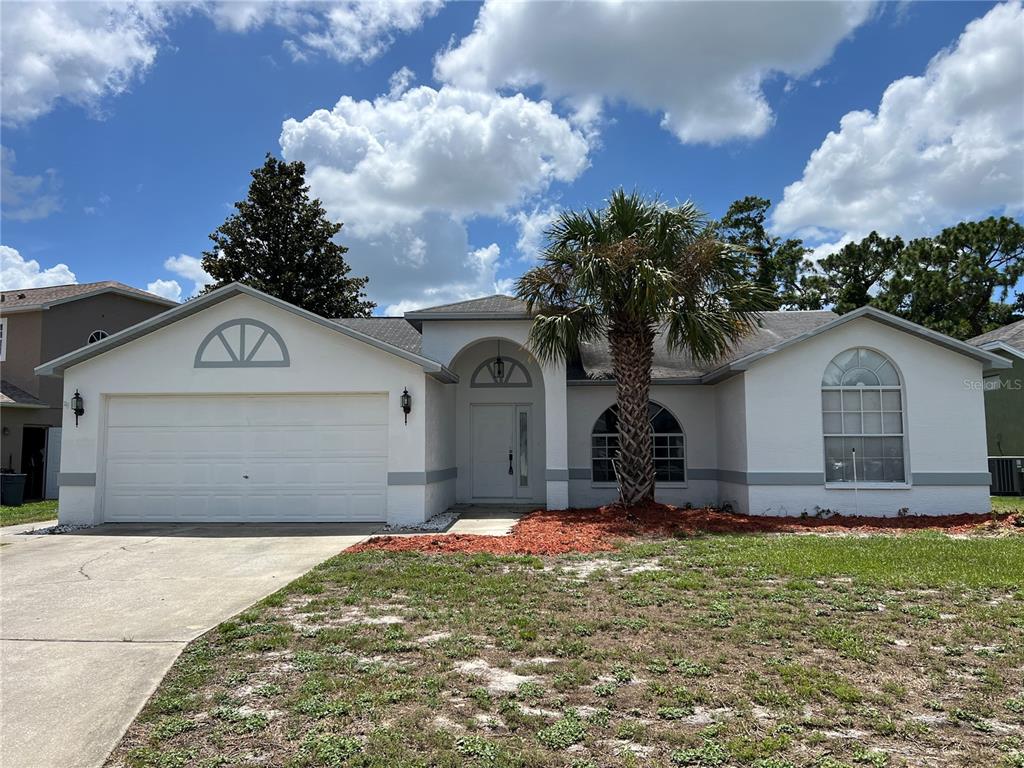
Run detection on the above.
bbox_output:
[1,282,176,500]
[969,319,1024,493]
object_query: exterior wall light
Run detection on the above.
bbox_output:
[400,387,412,424]
[494,340,505,380]
[71,389,85,426]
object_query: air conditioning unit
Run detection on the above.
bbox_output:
[989,457,1024,495]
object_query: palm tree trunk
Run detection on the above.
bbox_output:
[609,321,656,506]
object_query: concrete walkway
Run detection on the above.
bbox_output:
[445,505,526,536]
[0,522,372,768]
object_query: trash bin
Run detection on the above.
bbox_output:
[1,474,27,507]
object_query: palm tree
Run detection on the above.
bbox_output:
[516,189,772,506]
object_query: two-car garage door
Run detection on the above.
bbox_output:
[103,394,387,522]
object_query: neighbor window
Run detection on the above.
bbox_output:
[87,329,108,344]
[0,317,6,361]
[592,402,685,484]
[822,348,905,484]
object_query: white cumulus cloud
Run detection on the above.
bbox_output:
[279,85,590,311]
[0,1,173,126]
[435,0,873,144]
[206,0,443,63]
[0,245,75,290]
[145,278,182,302]
[773,1,1024,241]
[1,146,61,221]
[163,254,214,297]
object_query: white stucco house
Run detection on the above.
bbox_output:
[37,282,1009,526]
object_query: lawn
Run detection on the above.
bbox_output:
[0,498,58,527]
[993,495,1024,515]
[108,529,1023,768]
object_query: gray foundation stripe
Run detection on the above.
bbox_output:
[59,472,96,486]
[568,468,591,480]
[687,468,718,481]
[747,472,825,485]
[717,469,747,485]
[388,469,458,486]
[911,472,991,486]
[545,469,569,481]
[426,467,458,484]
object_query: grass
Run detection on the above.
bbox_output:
[107,528,1024,768]
[0,498,57,527]
[992,495,1024,515]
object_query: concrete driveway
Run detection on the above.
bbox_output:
[0,521,372,768]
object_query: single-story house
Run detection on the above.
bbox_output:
[37,282,1009,526]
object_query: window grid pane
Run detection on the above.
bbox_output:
[822,348,905,483]
[591,405,685,483]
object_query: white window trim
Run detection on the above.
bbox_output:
[590,403,687,488]
[821,348,910,489]
[0,317,7,362]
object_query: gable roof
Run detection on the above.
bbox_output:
[968,318,1024,359]
[1,281,177,314]
[0,379,47,408]
[574,306,1012,384]
[36,283,456,381]
[575,311,839,382]
[404,294,531,320]
[333,317,423,356]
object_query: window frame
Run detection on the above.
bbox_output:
[821,347,910,489]
[87,329,109,345]
[591,401,687,487]
[0,316,6,362]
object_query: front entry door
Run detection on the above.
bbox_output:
[471,404,531,499]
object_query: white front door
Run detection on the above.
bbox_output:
[471,404,531,500]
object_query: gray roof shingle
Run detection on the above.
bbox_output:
[332,318,423,356]
[0,281,175,311]
[0,380,46,407]
[574,310,839,381]
[968,319,1024,351]
[404,294,530,318]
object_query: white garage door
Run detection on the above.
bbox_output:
[103,394,387,522]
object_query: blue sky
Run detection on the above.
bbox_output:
[1,1,1021,314]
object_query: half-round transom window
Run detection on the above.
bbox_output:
[592,402,685,484]
[87,329,108,344]
[822,348,905,484]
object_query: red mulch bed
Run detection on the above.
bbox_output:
[348,504,1022,556]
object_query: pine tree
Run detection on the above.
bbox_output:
[201,154,374,317]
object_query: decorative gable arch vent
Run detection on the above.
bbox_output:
[471,356,532,388]
[194,318,290,368]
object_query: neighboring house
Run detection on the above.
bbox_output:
[37,283,1008,526]
[968,319,1024,494]
[1,282,177,499]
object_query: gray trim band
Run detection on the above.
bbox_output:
[564,467,992,487]
[911,472,991,486]
[545,469,569,481]
[59,472,96,486]
[388,468,458,486]
[426,467,458,484]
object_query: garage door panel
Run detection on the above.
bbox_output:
[103,395,388,522]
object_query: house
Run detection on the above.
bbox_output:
[968,319,1024,493]
[1,282,177,499]
[36,283,1008,526]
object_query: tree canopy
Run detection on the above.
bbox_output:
[717,197,1023,339]
[201,154,374,318]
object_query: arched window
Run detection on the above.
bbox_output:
[87,329,108,344]
[592,402,685,483]
[822,348,905,483]
[194,318,289,368]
